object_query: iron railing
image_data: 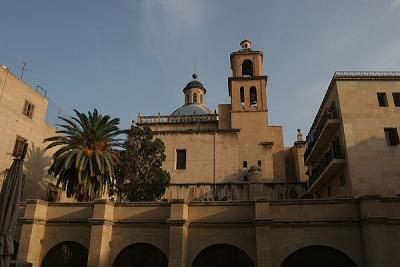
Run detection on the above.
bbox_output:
[137,114,219,124]
[308,144,345,188]
[305,108,339,161]
[334,71,400,79]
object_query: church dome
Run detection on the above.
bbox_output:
[183,74,207,93]
[171,103,213,116]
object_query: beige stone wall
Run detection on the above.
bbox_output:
[337,80,400,196]
[16,196,400,267]
[0,66,57,200]
[217,104,231,129]
[153,124,286,185]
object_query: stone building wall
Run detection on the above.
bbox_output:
[16,196,400,267]
[338,80,400,196]
[0,66,57,200]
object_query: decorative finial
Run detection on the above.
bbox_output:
[240,39,252,49]
[192,73,198,80]
[296,129,304,142]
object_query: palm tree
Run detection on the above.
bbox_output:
[44,109,124,201]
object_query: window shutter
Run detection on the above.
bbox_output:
[23,101,28,115]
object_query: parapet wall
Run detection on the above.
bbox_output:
[164,182,307,201]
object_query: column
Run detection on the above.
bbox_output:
[254,198,273,267]
[358,196,388,267]
[87,199,114,267]
[17,200,48,267]
[168,199,189,267]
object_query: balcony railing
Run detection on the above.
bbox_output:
[308,145,345,189]
[304,108,340,162]
[137,114,219,124]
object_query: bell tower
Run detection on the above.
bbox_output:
[228,40,268,118]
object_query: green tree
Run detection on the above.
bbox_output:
[114,125,170,201]
[44,109,124,201]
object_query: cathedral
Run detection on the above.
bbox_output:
[136,40,307,201]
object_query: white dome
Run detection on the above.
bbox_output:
[171,104,213,116]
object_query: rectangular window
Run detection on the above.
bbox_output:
[23,100,35,118]
[393,93,400,107]
[176,149,186,170]
[13,136,27,158]
[377,93,388,107]
[384,128,399,146]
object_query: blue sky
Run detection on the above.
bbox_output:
[1,0,400,145]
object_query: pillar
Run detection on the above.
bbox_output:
[17,200,48,267]
[358,196,388,267]
[254,198,273,267]
[87,199,114,267]
[168,199,188,267]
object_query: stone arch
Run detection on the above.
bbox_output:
[113,242,168,267]
[192,244,254,267]
[41,241,88,267]
[280,245,358,267]
[242,59,253,76]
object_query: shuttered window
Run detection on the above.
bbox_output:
[23,100,35,118]
[13,136,27,158]
[384,128,399,146]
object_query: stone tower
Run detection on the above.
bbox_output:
[228,39,269,127]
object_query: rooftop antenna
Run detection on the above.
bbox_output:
[18,60,32,80]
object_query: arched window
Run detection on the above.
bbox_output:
[192,244,254,267]
[186,94,190,104]
[280,245,358,267]
[240,87,245,104]
[41,241,88,267]
[250,86,257,107]
[200,94,203,104]
[243,161,248,168]
[242,59,253,76]
[193,93,197,104]
[113,243,168,267]
[257,160,262,167]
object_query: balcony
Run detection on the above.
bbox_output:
[304,109,341,164]
[307,145,346,193]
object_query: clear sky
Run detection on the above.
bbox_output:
[1,0,400,145]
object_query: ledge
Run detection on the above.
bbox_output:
[153,129,240,135]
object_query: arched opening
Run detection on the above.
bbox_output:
[113,243,168,267]
[192,244,254,267]
[250,86,257,107]
[186,93,190,104]
[41,241,88,267]
[200,94,203,104]
[240,87,245,105]
[280,245,358,267]
[257,160,262,167]
[193,93,197,104]
[243,161,248,168]
[242,60,253,76]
